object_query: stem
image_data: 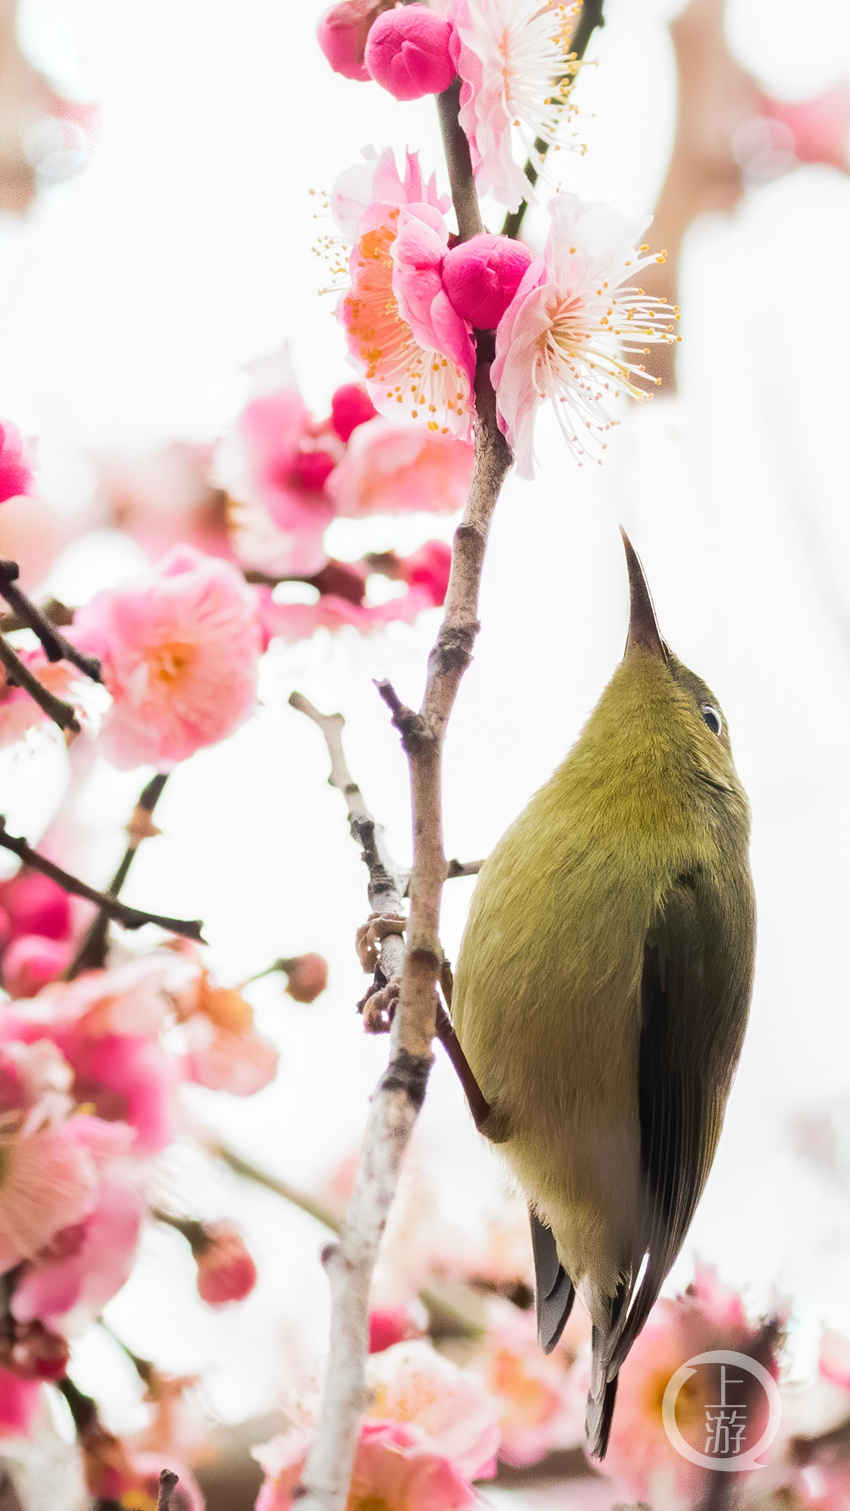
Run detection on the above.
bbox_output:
[0,560,101,682]
[0,597,74,635]
[296,85,512,1510]
[0,635,80,734]
[67,773,169,978]
[0,820,204,944]
[500,0,607,240]
[158,1470,180,1511]
[202,1137,344,1234]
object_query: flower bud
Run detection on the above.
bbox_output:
[281,952,329,1004]
[192,1221,257,1305]
[318,0,390,82]
[442,233,534,329]
[0,870,72,941]
[368,1306,421,1354]
[331,383,378,442]
[365,5,454,101]
[2,934,73,997]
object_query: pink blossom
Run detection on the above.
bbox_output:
[317,0,392,82]
[330,382,378,442]
[63,1032,178,1152]
[366,1340,500,1480]
[0,870,73,942]
[760,83,850,170]
[2,935,74,998]
[448,0,581,211]
[394,541,452,601]
[603,1267,781,1504]
[182,1013,279,1096]
[97,442,232,563]
[0,419,36,503]
[0,494,65,592]
[365,5,454,100]
[255,1420,479,1511]
[12,1175,144,1333]
[216,349,340,577]
[471,1302,584,1466]
[0,652,81,751]
[0,1092,103,1275]
[369,1306,422,1354]
[71,544,263,770]
[0,1366,40,1437]
[192,1221,257,1305]
[493,192,678,475]
[442,233,533,329]
[335,149,476,437]
[327,417,473,516]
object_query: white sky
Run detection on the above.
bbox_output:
[4,0,850,1486]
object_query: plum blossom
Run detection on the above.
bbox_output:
[97,442,232,563]
[366,1340,500,1480]
[171,960,279,1095]
[492,192,678,475]
[365,5,454,100]
[448,0,581,211]
[0,651,82,751]
[255,1419,479,1511]
[327,417,473,516]
[71,544,263,770]
[470,1301,585,1466]
[0,419,36,503]
[603,1267,783,1505]
[335,149,476,437]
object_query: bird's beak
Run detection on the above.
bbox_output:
[620,527,668,661]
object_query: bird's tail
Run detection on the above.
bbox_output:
[586,1328,619,1460]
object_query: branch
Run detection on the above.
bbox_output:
[0,634,80,734]
[0,560,101,682]
[157,1471,179,1511]
[445,857,483,879]
[67,773,169,978]
[500,0,606,240]
[0,596,74,634]
[0,820,205,944]
[204,1136,343,1234]
[296,82,513,1511]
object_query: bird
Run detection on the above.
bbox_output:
[450,530,755,1459]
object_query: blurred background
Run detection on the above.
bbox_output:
[3,0,850,1505]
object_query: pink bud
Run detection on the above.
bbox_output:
[0,870,72,941]
[282,952,329,1004]
[368,1306,421,1353]
[289,449,336,492]
[397,540,452,605]
[193,1222,257,1305]
[365,4,454,101]
[0,420,36,504]
[318,0,387,82]
[2,935,73,997]
[442,233,534,330]
[331,383,378,442]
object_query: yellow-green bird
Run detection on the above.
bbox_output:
[451,531,755,1459]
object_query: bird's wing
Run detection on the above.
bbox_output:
[530,1209,575,1353]
[605,877,729,1377]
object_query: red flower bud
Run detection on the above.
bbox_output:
[368,1306,421,1354]
[2,934,74,998]
[365,4,454,101]
[282,952,329,1004]
[318,0,391,82]
[0,869,72,941]
[192,1222,257,1305]
[442,233,534,329]
[331,383,378,442]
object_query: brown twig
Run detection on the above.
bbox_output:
[295,81,513,1511]
[198,1135,344,1234]
[67,772,170,978]
[445,857,484,879]
[0,634,80,734]
[157,1470,180,1510]
[0,596,74,634]
[0,820,204,944]
[500,0,606,240]
[0,560,101,682]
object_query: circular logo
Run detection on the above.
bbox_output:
[661,1350,782,1472]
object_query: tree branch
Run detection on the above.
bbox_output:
[0,560,101,682]
[66,773,170,978]
[0,634,80,734]
[157,1470,179,1511]
[295,81,512,1511]
[0,820,204,944]
[205,1136,343,1234]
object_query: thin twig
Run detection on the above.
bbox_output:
[202,1135,343,1233]
[0,634,80,734]
[67,773,170,978]
[445,857,484,879]
[296,79,513,1511]
[500,0,606,240]
[0,560,101,682]
[157,1470,179,1511]
[0,820,204,943]
[0,596,74,634]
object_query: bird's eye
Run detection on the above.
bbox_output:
[701,704,722,736]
